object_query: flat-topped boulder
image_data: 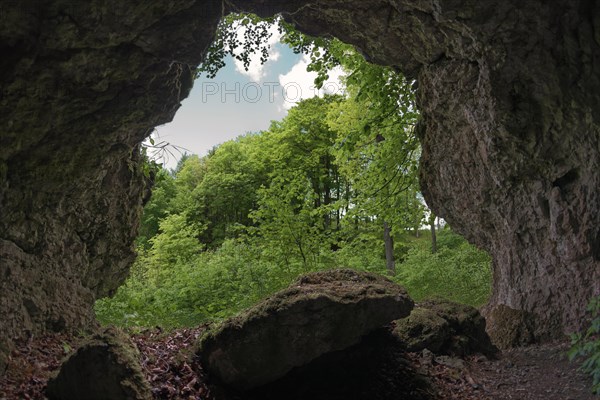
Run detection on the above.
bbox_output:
[196,269,413,390]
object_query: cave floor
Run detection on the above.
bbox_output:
[0,327,596,400]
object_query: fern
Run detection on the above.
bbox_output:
[569,296,600,394]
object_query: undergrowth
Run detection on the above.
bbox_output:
[569,296,600,394]
[95,229,491,329]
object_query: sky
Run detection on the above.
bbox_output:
[150,25,345,170]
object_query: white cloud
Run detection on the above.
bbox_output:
[231,22,282,82]
[278,54,346,110]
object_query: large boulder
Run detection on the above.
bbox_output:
[45,327,151,400]
[393,299,497,357]
[196,269,413,390]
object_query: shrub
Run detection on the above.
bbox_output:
[96,228,492,328]
[569,296,600,394]
[395,229,492,308]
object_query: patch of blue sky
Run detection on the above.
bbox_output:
[151,37,344,169]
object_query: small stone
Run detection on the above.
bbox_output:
[393,308,450,353]
[420,348,434,365]
[434,355,465,370]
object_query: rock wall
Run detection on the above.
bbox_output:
[0,0,222,358]
[0,0,598,360]
[413,0,600,336]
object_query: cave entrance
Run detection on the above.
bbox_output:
[2,4,599,389]
[94,13,492,329]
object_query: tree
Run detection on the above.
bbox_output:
[146,213,205,285]
[320,40,423,272]
[250,96,345,269]
[137,167,177,249]
[192,135,267,246]
[429,213,438,254]
[383,221,395,274]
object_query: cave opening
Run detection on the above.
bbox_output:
[93,12,492,331]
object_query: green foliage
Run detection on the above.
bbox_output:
[395,229,492,308]
[569,297,600,394]
[148,213,204,268]
[136,168,176,249]
[249,96,344,269]
[192,136,267,247]
[330,231,386,273]
[95,238,307,328]
[95,226,491,328]
[198,13,279,78]
[197,12,338,87]
[321,38,423,239]
[279,21,339,88]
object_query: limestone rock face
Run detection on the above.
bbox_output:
[411,1,600,339]
[393,300,498,357]
[0,0,598,361]
[45,327,151,400]
[0,0,222,357]
[196,269,413,390]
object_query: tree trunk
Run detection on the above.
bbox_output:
[429,214,437,254]
[383,221,395,275]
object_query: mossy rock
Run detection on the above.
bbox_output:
[485,304,536,349]
[392,307,451,353]
[420,299,482,331]
[196,269,414,391]
[393,299,498,357]
[46,326,151,400]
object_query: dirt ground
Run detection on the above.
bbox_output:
[467,342,597,400]
[0,328,597,399]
